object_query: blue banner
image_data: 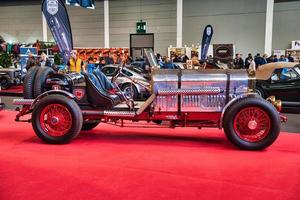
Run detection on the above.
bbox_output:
[66,0,95,9]
[42,0,73,64]
[201,25,213,61]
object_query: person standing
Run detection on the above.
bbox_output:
[245,53,253,69]
[39,52,52,67]
[26,53,36,71]
[287,54,295,62]
[67,50,85,73]
[233,54,244,69]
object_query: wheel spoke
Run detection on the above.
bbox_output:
[39,104,72,137]
[233,107,271,142]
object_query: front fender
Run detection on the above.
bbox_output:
[219,93,259,128]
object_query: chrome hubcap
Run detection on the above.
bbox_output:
[248,120,258,130]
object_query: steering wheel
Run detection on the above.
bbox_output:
[111,62,125,83]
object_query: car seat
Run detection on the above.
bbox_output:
[84,73,121,108]
[93,68,127,101]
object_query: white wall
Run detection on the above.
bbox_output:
[109,0,177,55]
[0,4,42,43]
[273,1,300,50]
[0,0,300,57]
[183,0,267,57]
[47,1,104,48]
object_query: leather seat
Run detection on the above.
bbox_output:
[84,73,121,108]
[93,68,127,101]
[93,68,114,91]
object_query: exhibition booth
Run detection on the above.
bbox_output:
[0,0,299,199]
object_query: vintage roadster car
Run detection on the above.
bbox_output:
[13,51,294,150]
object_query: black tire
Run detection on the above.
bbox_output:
[255,86,265,98]
[0,76,12,90]
[32,94,83,144]
[33,67,55,98]
[23,66,39,99]
[121,83,138,100]
[223,97,280,150]
[82,120,100,131]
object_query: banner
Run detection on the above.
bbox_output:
[66,0,95,9]
[42,0,73,64]
[201,25,213,61]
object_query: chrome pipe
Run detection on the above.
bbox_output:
[82,110,136,118]
[13,99,34,106]
[157,87,223,96]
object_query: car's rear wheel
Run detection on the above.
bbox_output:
[223,97,280,150]
[0,76,12,90]
[32,94,83,144]
[121,84,138,100]
[82,120,100,131]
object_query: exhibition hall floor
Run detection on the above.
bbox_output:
[0,111,299,200]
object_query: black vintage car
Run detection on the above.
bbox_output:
[256,64,300,113]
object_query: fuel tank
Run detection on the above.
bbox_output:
[151,69,252,112]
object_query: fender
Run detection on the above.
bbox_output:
[30,89,75,109]
[219,93,259,128]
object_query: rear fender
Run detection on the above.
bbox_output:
[30,90,75,110]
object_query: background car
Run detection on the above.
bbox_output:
[0,68,23,90]
[101,65,150,100]
[256,65,300,113]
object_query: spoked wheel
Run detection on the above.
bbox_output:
[223,97,280,150]
[233,107,271,143]
[39,104,73,137]
[32,94,83,144]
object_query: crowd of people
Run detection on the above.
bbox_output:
[26,49,133,73]
[233,53,296,70]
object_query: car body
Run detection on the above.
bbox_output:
[13,50,292,150]
[256,63,300,113]
[101,65,150,100]
[0,68,23,90]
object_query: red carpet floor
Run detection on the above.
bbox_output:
[0,111,299,200]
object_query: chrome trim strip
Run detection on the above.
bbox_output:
[13,99,34,106]
[157,87,223,96]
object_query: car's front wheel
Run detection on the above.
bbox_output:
[255,87,265,98]
[223,97,280,150]
[32,94,83,144]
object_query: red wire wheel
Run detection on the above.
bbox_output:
[223,97,280,150]
[39,104,73,137]
[32,94,83,144]
[233,107,271,142]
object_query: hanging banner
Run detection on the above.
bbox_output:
[66,0,95,9]
[201,25,213,61]
[42,0,73,64]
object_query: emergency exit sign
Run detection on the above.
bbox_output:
[136,20,146,33]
